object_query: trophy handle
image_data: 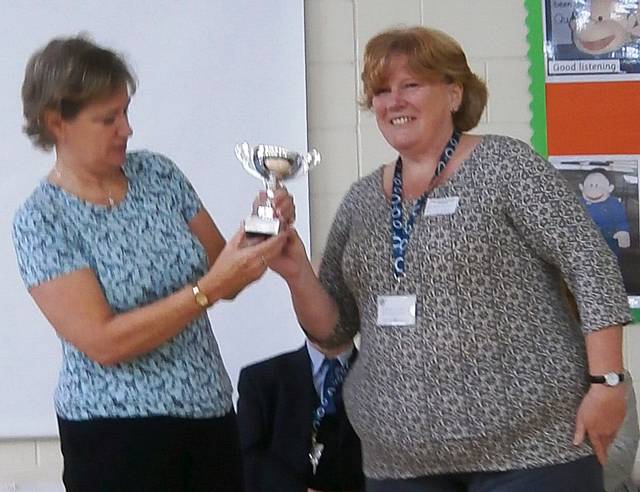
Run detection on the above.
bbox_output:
[235,142,263,181]
[302,148,321,173]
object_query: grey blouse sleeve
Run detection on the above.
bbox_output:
[500,137,630,333]
[317,186,361,346]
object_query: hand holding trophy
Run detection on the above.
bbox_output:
[235,142,321,235]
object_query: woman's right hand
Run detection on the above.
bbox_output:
[574,381,626,465]
[199,225,289,301]
[268,227,312,282]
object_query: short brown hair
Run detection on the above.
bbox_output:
[361,26,487,132]
[21,35,137,150]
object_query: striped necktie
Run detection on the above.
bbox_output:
[322,358,346,415]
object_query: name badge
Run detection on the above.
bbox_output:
[377,295,416,326]
[424,196,459,216]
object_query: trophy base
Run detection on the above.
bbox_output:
[244,215,281,236]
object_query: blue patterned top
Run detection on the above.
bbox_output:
[12,151,233,420]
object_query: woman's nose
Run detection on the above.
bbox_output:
[388,88,405,107]
[119,117,133,137]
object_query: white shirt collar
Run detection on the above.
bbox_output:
[305,340,353,377]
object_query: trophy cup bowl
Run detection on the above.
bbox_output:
[235,142,321,235]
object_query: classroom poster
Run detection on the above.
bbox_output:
[543,0,640,82]
[527,0,640,313]
[552,156,640,295]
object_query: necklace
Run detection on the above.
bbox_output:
[54,163,116,207]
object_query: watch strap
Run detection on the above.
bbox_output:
[589,372,624,385]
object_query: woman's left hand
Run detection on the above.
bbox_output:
[573,384,626,464]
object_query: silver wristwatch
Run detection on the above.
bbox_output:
[589,372,624,387]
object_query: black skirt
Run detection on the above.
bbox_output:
[57,411,244,492]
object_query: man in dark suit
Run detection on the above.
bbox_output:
[237,338,364,492]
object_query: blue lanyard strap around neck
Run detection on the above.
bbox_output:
[390,129,461,281]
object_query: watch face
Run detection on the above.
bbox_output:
[195,292,208,307]
[604,372,620,386]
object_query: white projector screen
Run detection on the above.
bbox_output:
[0,1,308,438]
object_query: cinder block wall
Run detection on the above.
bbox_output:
[1,1,637,489]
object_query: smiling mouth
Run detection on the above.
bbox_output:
[581,35,616,52]
[391,116,414,125]
[587,192,605,201]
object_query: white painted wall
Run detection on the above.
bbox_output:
[1,1,638,489]
[1,0,309,441]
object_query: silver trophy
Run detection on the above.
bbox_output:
[235,142,321,235]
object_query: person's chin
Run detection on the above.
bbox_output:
[387,137,418,154]
[111,148,127,165]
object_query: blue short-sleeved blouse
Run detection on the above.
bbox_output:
[12,151,233,420]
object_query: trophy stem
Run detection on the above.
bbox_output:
[250,177,280,235]
[264,175,277,207]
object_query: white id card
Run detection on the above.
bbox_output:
[377,295,416,326]
[424,196,459,216]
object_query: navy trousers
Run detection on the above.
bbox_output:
[367,456,603,492]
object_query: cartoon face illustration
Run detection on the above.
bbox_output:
[570,0,633,54]
[579,171,614,203]
[578,169,631,252]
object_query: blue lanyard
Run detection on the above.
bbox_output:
[311,359,347,435]
[390,130,461,280]
[308,359,348,474]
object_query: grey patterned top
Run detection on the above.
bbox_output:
[13,151,233,420]
[318,135,631,479]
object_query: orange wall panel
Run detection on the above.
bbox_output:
[546,82,640,155]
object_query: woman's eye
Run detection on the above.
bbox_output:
[103,117,116,125]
